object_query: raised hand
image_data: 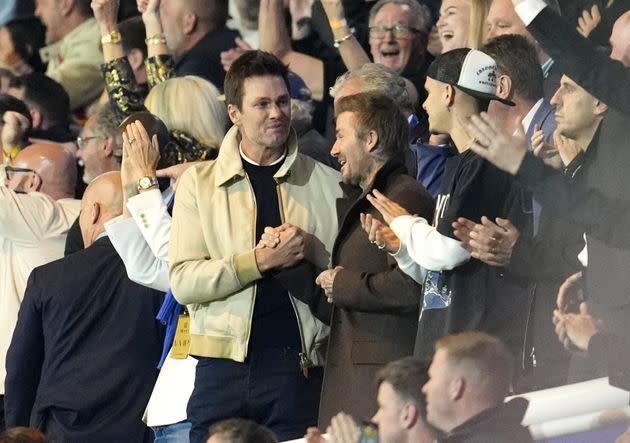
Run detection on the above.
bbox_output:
[366,189,410,225]
[467,112,527,175]
[360,212,400,254]
[91,0,120,33]
[137,0,160,16]
[577,4,601,38]
[220,37,253,73]
[122,120,161,179]
[1,111,31,153]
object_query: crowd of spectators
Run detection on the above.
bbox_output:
[1,0,630,442]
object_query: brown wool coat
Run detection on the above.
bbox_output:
[317,161,435,427]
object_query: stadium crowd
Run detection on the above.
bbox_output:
[1,0,630,442]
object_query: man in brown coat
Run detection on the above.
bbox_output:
[314,91,434,426]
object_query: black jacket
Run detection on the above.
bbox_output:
[439,398,533,443]
[527,6,630,116]
[4,237,164,443]
[174,27,240,91]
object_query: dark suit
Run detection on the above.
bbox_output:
[4,237,164,443]
[527,6,630,116]
[174,27,240,91]
[317,161,434,426]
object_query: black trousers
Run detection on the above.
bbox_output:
[0,395,5,433]
[187,347,322,443]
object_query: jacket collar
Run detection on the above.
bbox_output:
[340,159,406,200]
[444,397,529,441]
[215,125,300,187]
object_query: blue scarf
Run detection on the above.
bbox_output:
[155,289,183,369]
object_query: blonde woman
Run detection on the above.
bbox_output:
[436,0,491,53]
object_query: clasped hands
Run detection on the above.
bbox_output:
[256,224,344,303]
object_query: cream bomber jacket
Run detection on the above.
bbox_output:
[169,126,342,367]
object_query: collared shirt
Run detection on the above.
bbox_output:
[522,98,545,134]
[541,57,555,79]
[0,177,80,395]
[239,142,287,166]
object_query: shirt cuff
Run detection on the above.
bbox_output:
[514,0,547,26]
[126,188,164,214]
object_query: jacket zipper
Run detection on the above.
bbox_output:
[243,174,258,358]
[276,178,312,377]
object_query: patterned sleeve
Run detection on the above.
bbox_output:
[101,57,148,122]
[145,54,175,89]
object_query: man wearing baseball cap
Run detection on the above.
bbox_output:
[365,48,532,368]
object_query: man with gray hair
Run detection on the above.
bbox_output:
[75,104,122,184]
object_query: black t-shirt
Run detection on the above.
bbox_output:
[415,149,531,360]
[241,157,301,350]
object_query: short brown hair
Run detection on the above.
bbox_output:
[436,331,513,402]
[224,51,290,110]
[376,357,429,414]
[335,92,408,164]
[208,418,277,443]
[0,427,48,443]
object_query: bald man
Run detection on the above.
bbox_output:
[145,0,239,89]
[4,172,164,443]
[0,143,79,432]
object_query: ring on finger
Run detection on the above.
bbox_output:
[473,137,488,148]
[377,243,386,250]
[128,138,136,144]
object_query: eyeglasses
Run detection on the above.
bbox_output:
[5,166,35,181]
[369,25,420,39]
[76,135,104,149]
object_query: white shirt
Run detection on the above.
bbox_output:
[105,188,197,427]
[389,215,471,281]
[0,178,80,395]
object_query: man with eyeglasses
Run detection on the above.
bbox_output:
[0,142,79,433]
[75,104,122,184]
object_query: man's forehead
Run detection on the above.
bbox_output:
[242,75,289,98]
[373,3,413,24]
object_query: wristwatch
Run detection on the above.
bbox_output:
[101,31,122,45]
[137,176,159,192]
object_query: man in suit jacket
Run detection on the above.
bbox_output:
[4,172,164,443]
[312,92,434,426]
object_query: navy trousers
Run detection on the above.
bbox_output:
[187,347,323,443]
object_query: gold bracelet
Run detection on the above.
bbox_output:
[145,34,167,45]
[329,18,347,30]
[333,32,353,48]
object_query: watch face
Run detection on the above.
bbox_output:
[139,177,152,189]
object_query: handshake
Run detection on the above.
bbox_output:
[255,223,306,273]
